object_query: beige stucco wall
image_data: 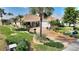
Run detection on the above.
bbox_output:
[42,21,50,28]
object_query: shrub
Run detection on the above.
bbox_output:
[15,28,27,31]
[44,40,64,48]
[6,36,30,51]
[74,34,79,38]
[54,42,64,48]
[75,27,79,30]
[63,32,71,36]
[53,27,62,31]
[34,44,63,51]
[16,39,29,51]
[44,40,56,47]
[49,20,60,26]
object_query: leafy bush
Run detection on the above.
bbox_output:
[54,42,64,48]
[15,28,27,31]
[54,27,73,36]
[16,39,29,51]
[6,36,30,51]
[44,40,64,48]
[49,20,60,26]
[53,27,63,32]
[34,44,63,51]
[74,34,79,38]
[63,32,71,36]
[72,27,79,30]
[44,40,56,47]
[76,27,79,30]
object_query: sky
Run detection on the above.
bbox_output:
[3,7,65,19]
[53,7,64,19]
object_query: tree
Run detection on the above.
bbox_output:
[11,17,18,26]
[63,7,78,27]
[17,15,23,25]
[7,13,13,15]
[30,7,54,37]
[0,8,6,25]
[12,16,18,28]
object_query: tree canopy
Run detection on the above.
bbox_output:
[30,7,54,37]
[30,7,54,18]
[63,7,79,25]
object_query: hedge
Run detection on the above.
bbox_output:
[44,40,64,48]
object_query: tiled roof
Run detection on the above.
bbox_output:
[22,14,55,22]
[22,14,40,22]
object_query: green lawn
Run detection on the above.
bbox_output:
[51,27,73,36]
[0,25,66,51]
[0,25,33,50]
[51,26,79,39]
[34,44,63,51]
[7,31,33,43]
[57,27,73,33]
[16,32,33,42]
[0,25,33,42]
[0,25,14,36]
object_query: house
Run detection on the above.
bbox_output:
[0,15,15,25]
[22,14,56,28]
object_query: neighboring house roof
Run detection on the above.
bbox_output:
[1,15,15,20]
[22,14,55,22]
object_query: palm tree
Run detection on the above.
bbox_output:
[7,13,13,15]
[17,15,23,25]
[12,17,18,25]
[0,8,6,25]
[30,7,54,37]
